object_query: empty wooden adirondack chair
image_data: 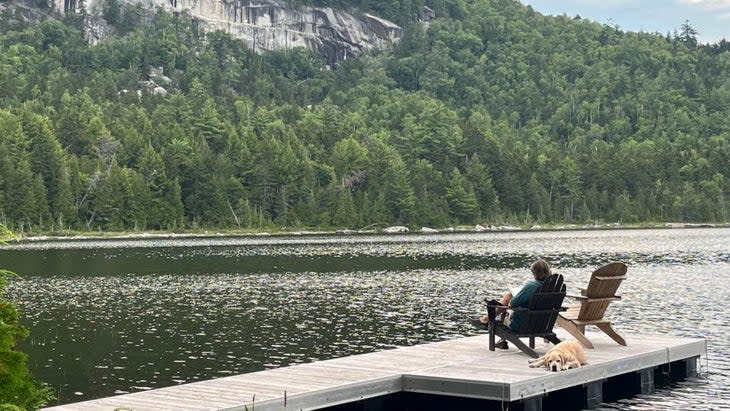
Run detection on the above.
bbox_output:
[556,262,628,349]
[486,273,566,358]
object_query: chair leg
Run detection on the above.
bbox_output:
[494,326,539,358]
[596,322,627,346]
[504,334,539,358]
[556,316,595,349]
[544,334,561,345]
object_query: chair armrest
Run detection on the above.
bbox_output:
[586,296,622,303]
[484,298,509,309]
[568,294,621,301]
[505,306,564,313]
[595,275,627,281]
[484,299,509,322]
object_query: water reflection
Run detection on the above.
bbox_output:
[1,228,729,409]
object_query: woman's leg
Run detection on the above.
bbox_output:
[500,291,513,306]
[479,291,512,323]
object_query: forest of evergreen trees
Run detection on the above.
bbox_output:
[0,0,728,234]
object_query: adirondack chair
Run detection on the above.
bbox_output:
[556,262,627,349]
[486,273,566,358]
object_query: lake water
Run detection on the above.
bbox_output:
[1,228,728,409]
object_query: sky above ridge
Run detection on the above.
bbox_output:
[521,0,730,44]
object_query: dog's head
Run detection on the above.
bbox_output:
[543,352,568,372]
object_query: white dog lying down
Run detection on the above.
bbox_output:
[528,340,587,372]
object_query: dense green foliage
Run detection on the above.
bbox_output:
[0,226,54,409]
[0,0,728,233]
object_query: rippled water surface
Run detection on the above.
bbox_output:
[1,228,729,409]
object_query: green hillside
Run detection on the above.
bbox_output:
[0,0,728,234]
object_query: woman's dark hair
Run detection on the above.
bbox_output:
[530,259,551,281]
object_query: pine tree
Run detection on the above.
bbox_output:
[22,111,74,229]
[410,159,450,227]
[465,154,500,221]
[445,167,480,224]
[332,186,358,228]
[381,150,416,224]
[138,144,170,229]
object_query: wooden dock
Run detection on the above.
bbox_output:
[44,331,706,411]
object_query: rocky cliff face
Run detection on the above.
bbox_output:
[54,0,402,66]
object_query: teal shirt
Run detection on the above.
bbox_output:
[509,279,543,332]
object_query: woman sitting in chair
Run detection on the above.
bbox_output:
[471,258,552,348]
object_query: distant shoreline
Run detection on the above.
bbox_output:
[10,222,728,243]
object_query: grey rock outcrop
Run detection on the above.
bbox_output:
[55,0,402,66]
